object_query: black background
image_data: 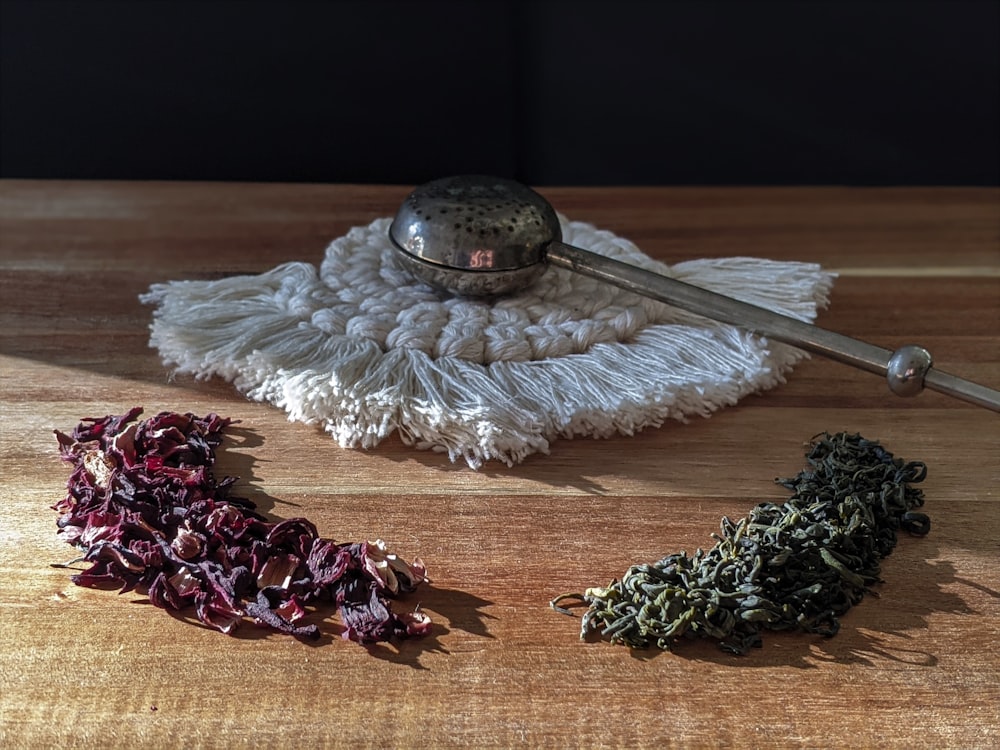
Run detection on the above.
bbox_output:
[2,0,998,186]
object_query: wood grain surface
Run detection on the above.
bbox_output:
[1,181,998,748]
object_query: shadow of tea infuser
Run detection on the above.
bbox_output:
[390,175,1000,412]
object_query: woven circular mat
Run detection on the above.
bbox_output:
[142,216,834,467]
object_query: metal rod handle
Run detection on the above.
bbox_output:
[546,241,1000,412]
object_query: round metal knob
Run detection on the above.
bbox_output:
[887,345,933,397]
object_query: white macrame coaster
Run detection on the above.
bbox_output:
[141,216,835,468]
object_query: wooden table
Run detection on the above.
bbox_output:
[2,181,998,748]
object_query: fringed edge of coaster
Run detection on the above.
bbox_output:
[141,258,833,468]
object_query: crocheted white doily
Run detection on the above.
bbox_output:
[142,216,834,467]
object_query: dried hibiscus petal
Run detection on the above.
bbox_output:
[52,408,429,644]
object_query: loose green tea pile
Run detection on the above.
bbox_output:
[553,432,930,654]
[52,408,430,643]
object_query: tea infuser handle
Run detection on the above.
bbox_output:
[545,242,1000,412]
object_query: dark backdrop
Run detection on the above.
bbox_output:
[2,0,998,186]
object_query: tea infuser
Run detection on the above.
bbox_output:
[142,175,988,467]
[390,175,1000,412]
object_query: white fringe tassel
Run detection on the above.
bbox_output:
[141,217,835,468]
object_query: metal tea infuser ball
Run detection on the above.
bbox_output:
[389,175,1000,411]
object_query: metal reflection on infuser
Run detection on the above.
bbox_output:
[389,175,1000,411]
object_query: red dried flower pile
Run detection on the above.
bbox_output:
[52,407,431,643]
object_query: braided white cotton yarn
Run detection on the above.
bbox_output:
[142,216,835,468]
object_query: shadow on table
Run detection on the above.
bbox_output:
[361,586,498,670]
[148,584,495,668]
[189,396,642,499]
[577,540,990,670]
[372,418,742,497]
[212,425,287,518]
